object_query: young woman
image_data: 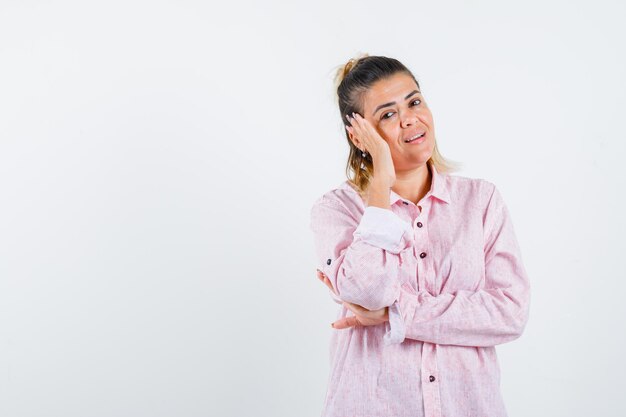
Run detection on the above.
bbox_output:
[310,54,531,417]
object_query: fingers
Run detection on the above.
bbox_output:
[342,300,367,316]
[316,269,324,281]
[317,269,387,329]
[344,112,360,127]
[345,113,367,152]
[343,301,387,322]
[345,112,379,154]
[323,277,336,294]
[316,270,337,294]
[332,316,359,329]
[332,313,388,329]
[332,303,388,329]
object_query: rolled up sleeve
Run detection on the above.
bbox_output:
[310,197,413,312]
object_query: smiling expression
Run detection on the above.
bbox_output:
[356,72,436,172]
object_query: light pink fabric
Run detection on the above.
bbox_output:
[309,162,531,417]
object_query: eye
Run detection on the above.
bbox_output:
[380,99,422,120]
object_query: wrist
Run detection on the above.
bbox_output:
[366,180,391,209]
[369,175,391,188]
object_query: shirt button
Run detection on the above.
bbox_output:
[429,375,436,382]
[420,252,427,259]
[417,222,423,228]
[326,259,331,265]
[402,201,409,205]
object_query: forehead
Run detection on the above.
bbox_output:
[363,73,418,110]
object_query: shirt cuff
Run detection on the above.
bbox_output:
[353,206,413,254]
[383,299,406,345]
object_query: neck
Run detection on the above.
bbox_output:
[392,163,432,205]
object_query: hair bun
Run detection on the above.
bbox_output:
[343,58,357,75]
[333,52,369,93]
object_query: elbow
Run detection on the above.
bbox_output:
[508,301,530,341]
[502,287,530,339]
[515,291,531,335]
[336,270,400,311]
[510,314,528,341]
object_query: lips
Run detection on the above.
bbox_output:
[404,132,425,143]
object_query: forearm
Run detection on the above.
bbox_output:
[366,179,391,210]
[392,283,530,347]
[311,197,413,311]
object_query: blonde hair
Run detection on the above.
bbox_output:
[333,54,462,198]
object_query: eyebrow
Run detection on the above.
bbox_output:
[372,89,421,116]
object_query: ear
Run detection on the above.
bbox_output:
[346,130,361,151]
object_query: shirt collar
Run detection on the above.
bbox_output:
[389,162,451,205]
[343,162,451,206]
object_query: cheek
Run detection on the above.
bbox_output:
[419,109,434,124]
[371,123,387,138]
[378,124,398,141]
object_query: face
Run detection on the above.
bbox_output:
[354,72,435,172]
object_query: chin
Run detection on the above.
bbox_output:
[411,149,433,162]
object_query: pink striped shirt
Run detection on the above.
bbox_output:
[309,162,531,417]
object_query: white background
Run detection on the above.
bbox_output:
[1,1,625,416]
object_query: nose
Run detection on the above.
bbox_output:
[400,111,417,128]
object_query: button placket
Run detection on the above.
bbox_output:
[413,205,431,294]
[421,343,442,417]
[414,208,427,260]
